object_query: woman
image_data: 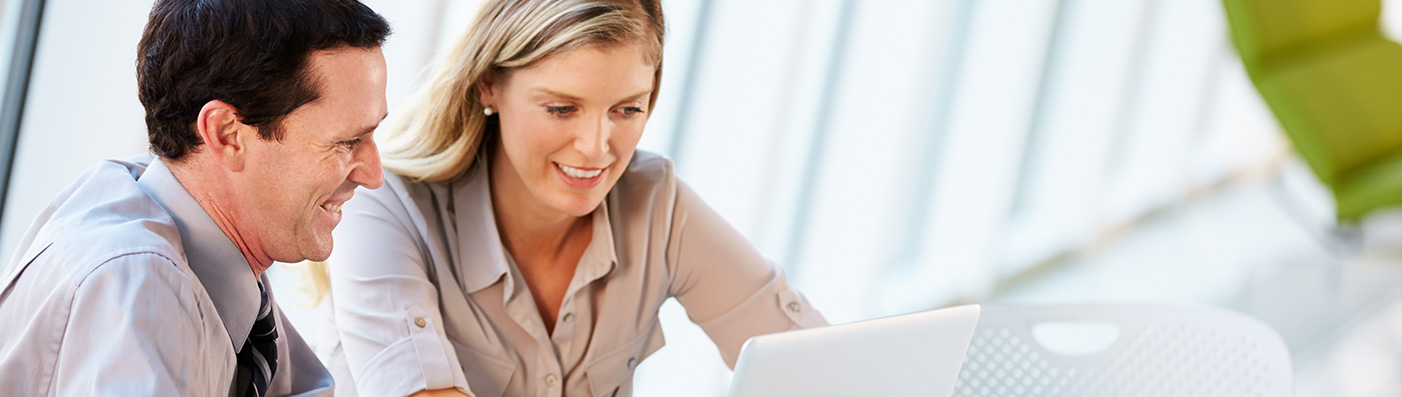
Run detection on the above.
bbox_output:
[316,0,827,396]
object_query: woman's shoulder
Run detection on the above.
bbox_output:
[342,168,441,227]
[621,150,673,181]
[350,169,416,208]
[371,167,459,205]
[613,149,679,206]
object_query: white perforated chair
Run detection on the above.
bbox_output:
[951,305,1293,396]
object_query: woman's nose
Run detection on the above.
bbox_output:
[573,114,611,155]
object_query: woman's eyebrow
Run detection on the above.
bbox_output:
[529,87,583,101]
[619,89,652,102]
[528,87,653,103]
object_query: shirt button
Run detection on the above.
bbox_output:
[544,374,559,387]
[562,312,575,323]
[787,301,801,313]
[414,317,427,328]
[627,357,637,369]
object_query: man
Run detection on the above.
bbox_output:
[0,0,389,395]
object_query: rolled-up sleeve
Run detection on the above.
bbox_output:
[665,180,828,368]
[54,253,203,396]
[327,183,472,396]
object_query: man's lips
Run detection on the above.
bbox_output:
[320,195,353,213]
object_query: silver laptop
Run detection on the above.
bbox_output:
[728,304,981,397]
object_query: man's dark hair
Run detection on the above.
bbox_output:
[137,0,391,160]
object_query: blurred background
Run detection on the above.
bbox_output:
[0,0,1396,395]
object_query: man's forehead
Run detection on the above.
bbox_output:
[303,47,386,100]
[285,47,387,131]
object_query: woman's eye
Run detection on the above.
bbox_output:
[620,107,645,116]
[546,105,576,116]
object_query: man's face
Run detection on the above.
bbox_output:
[233,46,387,263]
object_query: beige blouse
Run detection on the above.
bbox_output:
[318,151,827,397]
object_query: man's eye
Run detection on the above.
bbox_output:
[339,138,361,149]
[546,105,576,116]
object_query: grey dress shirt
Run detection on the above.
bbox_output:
[0,156,333,396]
[317,151,828,397]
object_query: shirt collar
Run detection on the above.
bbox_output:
[454,162,619,298]
[136,157,260,352]
[576,201,618,284]
[454,163,510,295]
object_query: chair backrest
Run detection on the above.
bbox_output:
[951,304,1292,397]
[1223,0,1402,188]
[1224,0,1381,66]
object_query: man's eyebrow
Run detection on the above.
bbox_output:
[351,113,387,138]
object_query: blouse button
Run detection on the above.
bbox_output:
[627,357,637,369]
[545,374,559,387]
[562,312,575,323]
[414,317,426,328]
[787,301,801,313]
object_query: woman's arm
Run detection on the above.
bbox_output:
[665,179,829,368]
[327,180,472,396]
[410,389,473,397]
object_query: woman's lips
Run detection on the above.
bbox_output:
[554,162,606,189]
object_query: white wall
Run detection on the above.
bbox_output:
[0,0,152,263]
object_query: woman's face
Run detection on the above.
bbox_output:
[482,43,655,218]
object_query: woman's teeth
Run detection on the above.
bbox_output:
[321,203,342,213]
[557,163,603,179]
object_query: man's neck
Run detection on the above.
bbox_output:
[167,159,271,278]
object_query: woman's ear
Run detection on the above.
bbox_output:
[477,75,497,108]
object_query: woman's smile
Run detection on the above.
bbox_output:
[554,161,607,189]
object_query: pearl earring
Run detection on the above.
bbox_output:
[483,106,494,116]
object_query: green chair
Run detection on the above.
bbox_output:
[1223,0,1402,223]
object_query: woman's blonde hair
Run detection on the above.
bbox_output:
[301,0,666,307]
[380,0,666,182]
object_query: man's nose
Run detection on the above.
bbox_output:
[350,138,383,189]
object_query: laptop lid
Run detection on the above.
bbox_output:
[728,304,981,397]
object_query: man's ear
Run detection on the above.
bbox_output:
[194,100,253,172]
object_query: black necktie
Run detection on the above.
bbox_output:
[238,280,279,397]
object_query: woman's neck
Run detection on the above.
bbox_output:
[487,145,593,335]
[487,146,591,266]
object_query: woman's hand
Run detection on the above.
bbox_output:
[410,388,473,397]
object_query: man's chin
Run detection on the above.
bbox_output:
[291,241,333,263]
[303,247,332,262]
[303,253,332,262]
